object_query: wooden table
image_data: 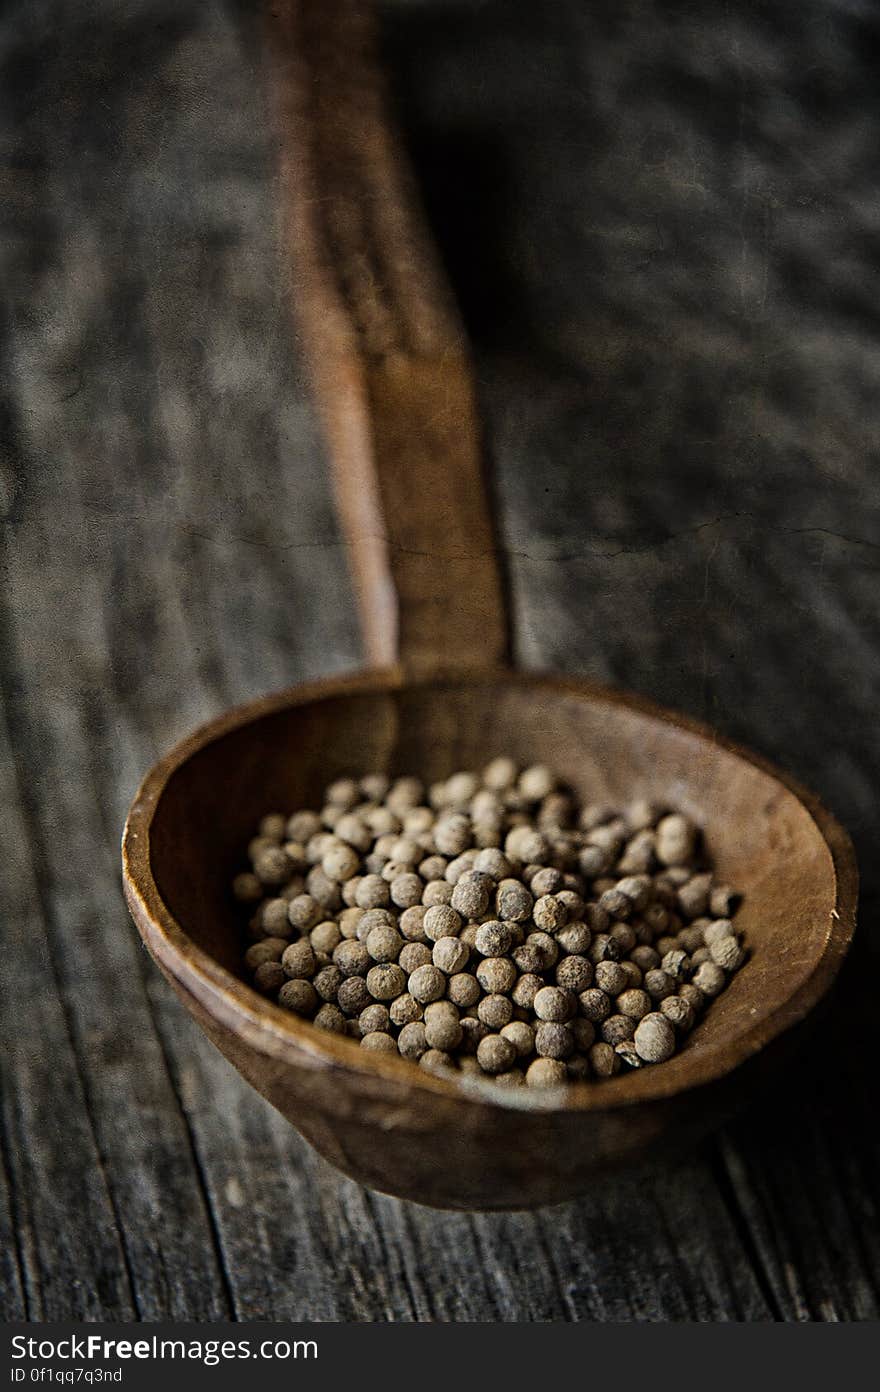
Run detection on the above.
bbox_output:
[2,0,878,1320]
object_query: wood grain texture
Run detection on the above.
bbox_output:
[268,0,509,676]
[2,0,878,1318]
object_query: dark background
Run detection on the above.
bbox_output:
[1,0,878,1319]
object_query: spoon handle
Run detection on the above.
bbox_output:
[267,0,510,677]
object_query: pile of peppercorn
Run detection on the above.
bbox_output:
[234,760,746,1088]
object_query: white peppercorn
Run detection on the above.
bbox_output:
[477,1034,517,1075]
[693,960,726,997]
[260,898,294,937]
[423,903,462,942]
[314,1003,347,1034]
[287,894,321,933]
[398,942,431,974]
[588,1042,620,1078]
[278,978,318,1015]
[424,1000,463,1051]
[397,1020,428,1059]
[472,921,510,957]
[419,854,447,881]
[610,922,638,954]
[501,1020,535,1058]
[239,765,747,1087]
[630,944,660,973]
[360,1030,398,1053]
[532,986,573,1023]
[703,918,735,946]
[554,921,591,957]
[476,957,517,995]
[388,993,423,1028]
[655,813,696,867]
[387,777,424,812]
[616,988,652,1021]
[281,940,317,979]
[434,813,471,856]
[333,939,370,977]
[511,942,543,975]
[408,963,447,1004]
[527,931,560,970]
[353,908,392,942]
[589,933,622,964]
[617,831,656,875]
[422,879,453,907]
[381,858,415,885]
[313,964,343,1003]
[571,1017,595,1051]
[337,906,364,939]
[337,976,371,1017]
[601,1014,636,1046]
[615,1039,644,1069]
[554,955,593,994]
[321,841,360,882]
[253,845,293,888]
[531,867,564,897]
[594,960,628,996]
[679,982,706,1013]
[390,872,423,909]
[477,994,513,1030]
[473,847,510,879]
[495,878,533,922]
[366,923,403,963]
[525,1058,568,1088]
[420,1049,454,1073]
[253,960,286,993]
[512,973,543,1010]
[661,949,690,981]
[644,969,676,1001]
[534,1021,574,1059]
[483,756,517,789]
[459,1016,489,1053]
[355,874,390,909]
[358,1003,390,1036]
[579,844,610,877]
[285,810,320,844]
[356,775,386,804]
[447,972,481,1008]
[578,988,612,1022]
[244,938,287,971]
[618,960,643,990]
[451,876,490,920]
[306,865,342,911]
[443,853,474,885]
[366,963,406,1002]
[634,1012,676,1062]
[598,887,633,921]
[518,764,554,801]
[432,936,470,975]
[710,936,745,971]
[677,924,705,954]
[309,920,341,956]
[505,826,549,865]
[532,894,568,932]
[660,995,695,1031]
[676,872,711,919]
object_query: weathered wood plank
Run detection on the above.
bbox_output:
[0,689,136,1320]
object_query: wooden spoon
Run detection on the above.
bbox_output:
[121,0,857,1210]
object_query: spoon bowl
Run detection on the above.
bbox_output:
[122,667,856,1209]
